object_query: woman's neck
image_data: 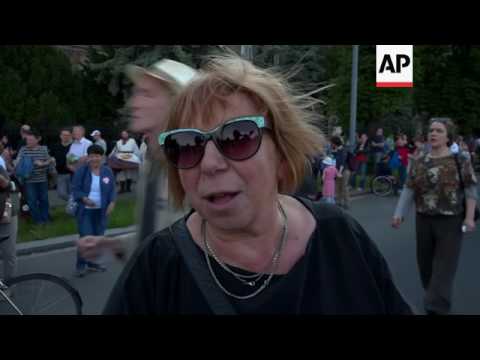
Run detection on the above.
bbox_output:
[430,145,450,158]
[91,165,101,173]
[199,198,286,271]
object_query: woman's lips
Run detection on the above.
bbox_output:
[204,192,240,206]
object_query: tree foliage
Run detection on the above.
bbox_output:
[1,45,479,144]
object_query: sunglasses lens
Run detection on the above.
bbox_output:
[164,132,205,169]
[218,120,262,161]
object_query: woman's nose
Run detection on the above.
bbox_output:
[199,140,228,175]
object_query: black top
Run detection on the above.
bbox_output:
[50,142,72,175]
[332,147,347,171]
[104,197,413,315]
[371,135,385,153]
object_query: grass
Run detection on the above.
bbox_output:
[18,198,136,243]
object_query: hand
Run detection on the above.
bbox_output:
[77,236,108,261]
[77,236,125,261]
[34,160,43,166]
[83,198,96,207]
[337,173,343,178]
[106,203,115,216]
[463,219,476,232]
[391,216,403,229]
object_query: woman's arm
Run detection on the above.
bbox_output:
[36,148,53,168]
[392,187,415,228]
[71,166,89,201]
[464,185,478,231]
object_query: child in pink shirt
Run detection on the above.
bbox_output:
[322,157,338,204]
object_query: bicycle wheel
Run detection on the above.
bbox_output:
[2,273,83,315]
[372,176,393,197]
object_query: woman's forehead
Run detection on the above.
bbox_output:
[183,93,261,130]
[430,122,447,130]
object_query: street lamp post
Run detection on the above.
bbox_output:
[349,45,359,149]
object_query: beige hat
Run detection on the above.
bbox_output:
[125,59,198,93]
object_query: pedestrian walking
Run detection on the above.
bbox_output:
[321,156,337,204]
[392,118,478,315]
[330,136,350,209]
[0,166,18,285]
[67,125,92,173]
[50,128,73,202]
[109,130,140,193]
[15,129,53,225]
[72,144,116,277]
[371,127,386,174]
[349,133,369,192]
[77,59,198,262]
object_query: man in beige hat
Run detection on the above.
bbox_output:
[77,59,197,262]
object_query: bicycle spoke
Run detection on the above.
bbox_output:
[31,295,73,314]
[6,274,82,315]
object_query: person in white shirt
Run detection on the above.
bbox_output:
[67,125,92,172]
[110,130,140,193]
[90,130,107,153]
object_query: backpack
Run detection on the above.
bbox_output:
[15,153,34,184]
[388,150,401,170]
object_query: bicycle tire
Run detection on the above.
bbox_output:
[372,176,393,197]
[3,273,83,315]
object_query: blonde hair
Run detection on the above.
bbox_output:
[165,54,326,209]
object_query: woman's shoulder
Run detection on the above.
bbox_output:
[74,164,89,177]
[101,165,115,176]
[295,196,345,223]
[295,196,378,255]
[125,222,184,275]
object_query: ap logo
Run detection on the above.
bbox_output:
[376,45,413,88]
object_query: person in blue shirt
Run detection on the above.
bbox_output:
[72,144,116,277]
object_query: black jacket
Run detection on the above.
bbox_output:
[104,197,413,315]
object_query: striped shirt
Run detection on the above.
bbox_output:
[17,146,51,183]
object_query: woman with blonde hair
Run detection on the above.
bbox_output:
[105,55,412,314]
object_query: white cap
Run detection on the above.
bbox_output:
[91,130,101,136]
[125,59,198,93]
[322,157,335,167]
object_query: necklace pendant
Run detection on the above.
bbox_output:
[246,281,256,287]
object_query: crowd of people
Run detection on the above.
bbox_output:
[1,53,479,315]
[0,123,150,278]
[297,126,480,211]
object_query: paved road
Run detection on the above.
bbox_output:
[2,193,479,315]
[349,194,480,315]
[1,248,123,315]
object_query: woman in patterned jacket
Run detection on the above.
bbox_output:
[392,118,478,315]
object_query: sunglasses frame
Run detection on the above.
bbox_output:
[158,115,271,169]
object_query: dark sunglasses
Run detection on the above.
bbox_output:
[158,115,271,169]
